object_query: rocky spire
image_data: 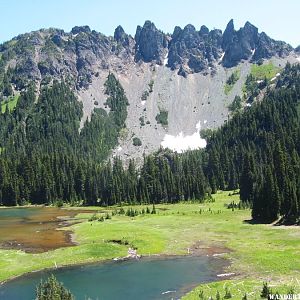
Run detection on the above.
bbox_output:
[222,19,235,50]
[134,20,167,64]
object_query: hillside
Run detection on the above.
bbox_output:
[0,19,299,163]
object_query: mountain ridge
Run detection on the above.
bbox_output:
[0,19,299,163]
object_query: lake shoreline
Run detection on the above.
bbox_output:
[0,244,232,286]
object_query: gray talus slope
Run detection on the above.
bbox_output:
[75,53,299,164]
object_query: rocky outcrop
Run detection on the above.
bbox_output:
[134,21,168,64]
[222,20,292,67]
[112,26,135,59]
[168,24,222,75]
[253,32,293,61]
[0,19,294,92]
[222,20,258,67]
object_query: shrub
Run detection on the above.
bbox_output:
[133,137,142,146]
[155,110,168,126]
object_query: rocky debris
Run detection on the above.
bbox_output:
[134,20,168,64]
[113,247,141,261]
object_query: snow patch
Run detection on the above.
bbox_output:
[204,120,207,124]
[297,57,300,62]
[276,73,280,77]
[256,80,264,84]
[246,103,252,107]
[219,52,225,62]
[163,51,168,66]
[117,146,122,152]
[270,76,277,82]
[251,48,256,55]
[141,101,146,106]
[161,121,207,153]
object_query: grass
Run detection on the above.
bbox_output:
[250,62,281,80]
[225,69,240,95]
[0,192,299,298]
[1,95,19,113]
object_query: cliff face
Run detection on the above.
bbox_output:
[0,20,298,163]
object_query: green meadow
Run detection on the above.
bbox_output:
[0,191,299,299]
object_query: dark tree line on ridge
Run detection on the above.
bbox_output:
[0,65,299,224]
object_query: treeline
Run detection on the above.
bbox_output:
[205,63,300,223]
[0,65,299,224]
[0,150,209,206]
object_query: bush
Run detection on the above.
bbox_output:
[88,213,98,222]
[133,137,142,146]
[148,80,154,93]
[139,116,145,126]
[155,110,168,126]
[141,90,149,101]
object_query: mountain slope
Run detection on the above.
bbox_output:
[0,20,299,164]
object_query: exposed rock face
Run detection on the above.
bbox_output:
[0,20,297,163]
[134,21,168,64]
[114,26,128,46]
[71,25,91,35]
[222,20,292,67]
[0,19,293,93]
[253,32,293,60]
[168,24,222,75]
[222,20,258,67]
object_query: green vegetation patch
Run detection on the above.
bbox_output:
[250,62,281,80]
[225,69,240,95]
[133,137,142,146]
[228,95,242,113]
[184,279,299,300]
[1,95,19,113]
[1,191,299,294]
[155,110,168,126]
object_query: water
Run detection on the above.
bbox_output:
[0,207,89,253]
[0,256,226,300]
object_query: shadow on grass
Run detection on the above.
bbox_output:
[244,217,299,226]
[243,219,270,225]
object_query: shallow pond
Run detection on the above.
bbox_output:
[0,255,227,300]
[0,207,88,253]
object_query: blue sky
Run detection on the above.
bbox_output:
[0,0,299,46]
